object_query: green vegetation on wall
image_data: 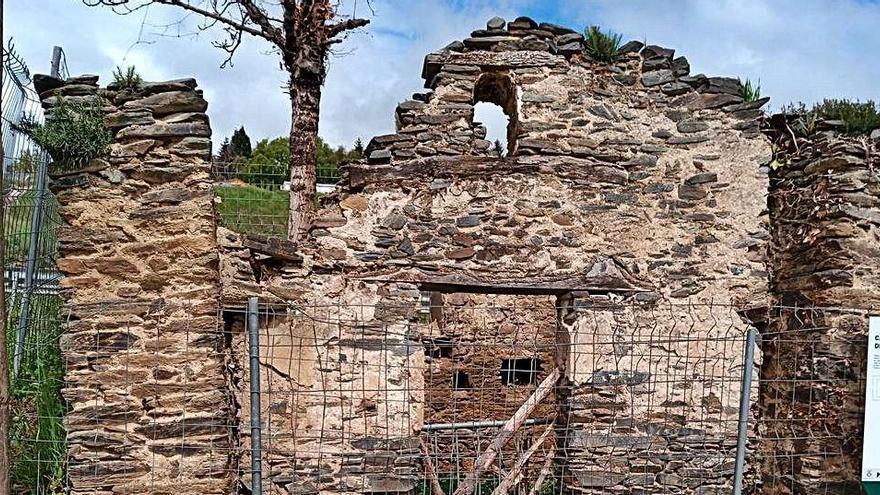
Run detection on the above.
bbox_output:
[111,65,143,92]
[783,99,880,136]
[584,25,623,63]
[18,97,112,170]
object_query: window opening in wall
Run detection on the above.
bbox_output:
[500,358,542,386]
[418,290,444,325]
[425,337,453,359]
[474,72,519,156]
[452,370,472,389]
[474,102,509,157]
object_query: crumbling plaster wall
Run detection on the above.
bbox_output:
[41,75,232,494]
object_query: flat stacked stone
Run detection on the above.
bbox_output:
[42,74,231,495]
[760,123,880,494]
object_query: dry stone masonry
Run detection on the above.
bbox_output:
[39,74,231,494]
[759,118,880,494]
[43,14,879,495]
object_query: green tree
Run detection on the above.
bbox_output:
[239,137,289,186]
[230,126,252,158]
[239,136,347,186]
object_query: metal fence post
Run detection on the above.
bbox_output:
[733,327,757,495]
[247,297,263,495]
[13,157,47,377]
[50,46,63,79]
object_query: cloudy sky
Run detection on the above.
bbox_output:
[6,0,880,149]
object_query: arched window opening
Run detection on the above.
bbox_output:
[473,72,519,156]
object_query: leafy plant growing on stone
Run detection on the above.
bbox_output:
[741,78,761,103]
[112,65,143,91]
[493,139,506,157]
[782,99,880,136]
[17,96,112,170]
[584,25,622,63]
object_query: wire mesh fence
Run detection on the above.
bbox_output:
[1,279,874,495]
[3,40,67,495]
[214,298,868,495]
[211,158,344,240]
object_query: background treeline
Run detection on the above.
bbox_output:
[214,126,365,186]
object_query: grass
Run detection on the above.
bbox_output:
[7,295,66,495]
[741,79,761,103]
[4,190,60,266]
[584,25,623,63]
[215,184,290,238]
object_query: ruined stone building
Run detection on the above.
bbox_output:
[38,15,878,495]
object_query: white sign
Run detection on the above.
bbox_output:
[864,317,880,482]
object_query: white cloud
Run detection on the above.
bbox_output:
[6,0,880,149]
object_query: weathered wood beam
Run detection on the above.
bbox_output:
[490,422,555,495]
[451,367,561,495]
[242,234,303,262]
[420,437,447,495]
[525,455,555,495]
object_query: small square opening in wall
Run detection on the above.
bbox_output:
[425,337,453,359]
[500,358,542,386]
[452,371,472,390]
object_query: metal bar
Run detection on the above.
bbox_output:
[733,327,757,495]
[421,417,553,432]
[12,157,47,377]
[247,297,263,495]
[50,46,62,79]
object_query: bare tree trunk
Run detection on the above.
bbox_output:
[287,72,322,243]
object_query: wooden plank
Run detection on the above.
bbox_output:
[490,422,555,495]
[242,234,303,262]
[420,437,447,495]
[451,367,560,495]
[525,455,555,495]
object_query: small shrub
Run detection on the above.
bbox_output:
[782,99,880,136]
[17,96,112,170]
[813,98,880,135]
[741,79,761,103]
[112,65,143,91]
[584,25,623,63]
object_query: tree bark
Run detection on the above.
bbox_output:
[286,66,323,242]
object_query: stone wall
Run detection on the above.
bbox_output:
[224,15,772,495]
[421,293,557,484]
[559,295,753,494]
[759,121,880,494]
[40,74,232,494]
